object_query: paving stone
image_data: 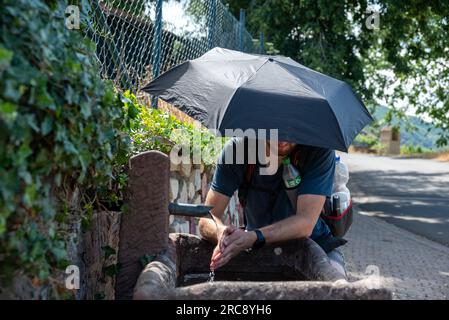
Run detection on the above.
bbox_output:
[342,207,449,299]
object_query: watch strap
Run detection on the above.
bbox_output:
[252,229,266,250]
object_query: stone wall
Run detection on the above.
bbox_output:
[168,156,242,235]
[0,152,242,300]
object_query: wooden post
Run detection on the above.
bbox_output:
[115,151,170,299]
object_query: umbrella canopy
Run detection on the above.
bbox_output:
[142,47,373,152]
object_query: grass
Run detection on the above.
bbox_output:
[349,145,449,162]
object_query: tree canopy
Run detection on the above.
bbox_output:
[224,0,449,147]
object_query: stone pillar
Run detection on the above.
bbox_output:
[115,151,170,299]
[380,126,400,155]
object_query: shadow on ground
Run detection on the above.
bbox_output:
[349,170,449,246]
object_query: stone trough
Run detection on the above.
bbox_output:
[115,151,391,300]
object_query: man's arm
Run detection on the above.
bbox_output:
[214,194,325,269]
[200,138,245,244]
[198,189,231,244]
[259,194,325,243]
[215,147,334,269]
[200,189,242,270]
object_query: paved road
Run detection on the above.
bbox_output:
[339,153,449,247]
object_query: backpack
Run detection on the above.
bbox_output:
[237,138,353,238]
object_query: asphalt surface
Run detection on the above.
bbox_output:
[339,153,449,247]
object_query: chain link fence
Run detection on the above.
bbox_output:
[86,0,261,93]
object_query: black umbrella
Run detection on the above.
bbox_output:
[142,47,373,152]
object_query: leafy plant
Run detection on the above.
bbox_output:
[102,263,121,277]
[225,0,449,146]
[0,0,132,292]
[101,245,117,259]
[139,254,156,268]
[353,132,379,148]
[125,91,224,166]
[0,0,223,298]
[400,145,430,155]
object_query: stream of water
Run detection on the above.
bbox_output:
[208,210,218,284]
[208,270,215,283]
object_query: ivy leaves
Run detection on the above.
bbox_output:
[0,46,13,73]
[0,0,131,287]
[124,90,223,165]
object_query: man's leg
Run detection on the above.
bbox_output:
[327,248,347,278]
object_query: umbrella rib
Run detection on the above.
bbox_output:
[218,58,272,130]
[274,61,349,150]
[272,61,326,100]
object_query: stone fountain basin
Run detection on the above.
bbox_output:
[133,233,391,300]
[114,151,391,300]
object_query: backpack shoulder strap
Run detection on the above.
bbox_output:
[291,145,306,174]
[237,137,256,227]
[239,143,304,207]
[238,137,255,208]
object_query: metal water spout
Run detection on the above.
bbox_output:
[168,203,214,218]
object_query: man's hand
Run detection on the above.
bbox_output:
[219,225,237,251]
[210,228,257,270]
[210,225,235,271]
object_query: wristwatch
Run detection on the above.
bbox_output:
[252,229,266,250]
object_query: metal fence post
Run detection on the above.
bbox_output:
[207,0,217,50]
[239,8,245,52]
[259,32,265,54]
[90,0,131,90]
[87,0,261,98]
[151,0,163,108]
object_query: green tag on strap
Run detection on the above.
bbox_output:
[285,176,301,188]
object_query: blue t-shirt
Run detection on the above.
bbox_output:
[211,138,335,240]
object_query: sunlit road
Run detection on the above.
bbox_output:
[339,153,449,247]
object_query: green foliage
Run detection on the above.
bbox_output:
[370,105,445,150]
[139,254,156,268]
[101,245,117,259]
[225,0,449,146]
[125,91,224,165]
[252,39,280,55]
[94,292,106,300]
[353,133,379,148]
[104,0,149,16]
[400,145,429,155]
[365,1,449,147]
[0,0,222,296]
[225,0,372,97]
[102,263,121,277]
[0,0,132,290]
